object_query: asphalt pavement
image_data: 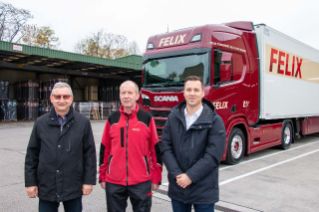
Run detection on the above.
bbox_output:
[1,120,319,212]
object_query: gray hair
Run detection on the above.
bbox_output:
[120,80,139,93]
[51,82,73,96]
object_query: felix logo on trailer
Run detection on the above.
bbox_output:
[269,48,302,79]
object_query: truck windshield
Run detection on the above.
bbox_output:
[143,53,209,87]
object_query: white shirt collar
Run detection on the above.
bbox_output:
[184,105,204,130]
[184,105,204,118]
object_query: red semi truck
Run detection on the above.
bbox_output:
[139,21,319,164]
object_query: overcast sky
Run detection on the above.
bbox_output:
[9,0,319,55]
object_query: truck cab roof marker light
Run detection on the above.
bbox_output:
[190,33,202,43]
[147,43,155,50]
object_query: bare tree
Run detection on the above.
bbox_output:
[74,29,140,59]
[0,2,33,42]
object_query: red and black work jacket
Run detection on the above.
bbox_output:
[99,104,162,186]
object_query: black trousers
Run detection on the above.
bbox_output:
[38,196,82,212]
[105,181,152,212]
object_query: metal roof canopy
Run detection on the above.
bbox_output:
[0,41,143,81]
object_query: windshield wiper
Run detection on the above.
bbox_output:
[144,83,164,87]
[162,81,184,87]
[145,81,184,88]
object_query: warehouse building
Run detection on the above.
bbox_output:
[0,41,143,121]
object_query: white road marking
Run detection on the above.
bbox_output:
[162,182,169,186]
[219,140,319,171]
[219,148,319,186]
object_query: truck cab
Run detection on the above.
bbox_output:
[139,22,288,164]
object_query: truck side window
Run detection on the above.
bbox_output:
[214,50,244,84]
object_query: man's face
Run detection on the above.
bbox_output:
[50,87,73,114]
[120,83,139,110]
[184,80,204,107]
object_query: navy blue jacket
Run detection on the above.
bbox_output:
[161,99,226,204]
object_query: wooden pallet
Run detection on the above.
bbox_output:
[91,109,101,120]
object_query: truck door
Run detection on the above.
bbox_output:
[211,49,249,123]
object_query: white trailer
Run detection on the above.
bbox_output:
[255,25,319,120]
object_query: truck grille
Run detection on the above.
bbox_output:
[150,107,171,140]
[157,129,162,136]
[155,119,167,127]
[151,110,171,117]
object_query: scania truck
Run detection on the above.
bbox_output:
[139,21,319,164]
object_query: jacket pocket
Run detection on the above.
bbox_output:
[144,156,150,175]
[108,155,113,174]
[37,162,45,184]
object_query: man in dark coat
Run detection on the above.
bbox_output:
[161,76,226,212]
[25,82,97,212]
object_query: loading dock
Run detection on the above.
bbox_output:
[0,41,143,120]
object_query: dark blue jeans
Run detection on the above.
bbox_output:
[171,199,215,212]
[39,197,82,212]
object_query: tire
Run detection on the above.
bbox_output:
[225,128,245,165]
[280,121,292,150]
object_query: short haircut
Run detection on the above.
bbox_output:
[120,80,139,93]
[184,76,204,89]
[51,82,73,96]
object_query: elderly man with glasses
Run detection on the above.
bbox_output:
[25,82,97,212]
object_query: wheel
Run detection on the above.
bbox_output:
[225,128,245,165]
[280,121,292,150]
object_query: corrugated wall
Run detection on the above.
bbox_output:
[0,69,37,83]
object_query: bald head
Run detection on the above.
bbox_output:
[120,80,139,94]
[119,80,140,114]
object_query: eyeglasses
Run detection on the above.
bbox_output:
[52,95,72,100]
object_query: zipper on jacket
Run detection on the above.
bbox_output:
[126,115,130,185]
[60,125,63,134]
[191,132,195,149]
[108,155,113,174]
[144,156,150,175]
[120,128,124,147]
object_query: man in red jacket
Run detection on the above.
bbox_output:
[99,80,162,212]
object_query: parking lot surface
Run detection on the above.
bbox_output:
[1,120,318,211]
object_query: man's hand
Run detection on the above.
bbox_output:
[151,183,159,191]
[176,174,192,188]
[82,184,93,196]
[26,186,38,198]
[100,182,106,189]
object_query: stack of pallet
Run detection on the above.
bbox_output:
[16,81,39,120]
[73,102,100,120]
[39,100,52,116]
[0,100,17,121]
[84,86,98,101]
[99,101,120,120]
[98,86,120,101]
[0,80,17,122]
[0,80,9,100]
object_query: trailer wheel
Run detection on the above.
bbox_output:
[280,121,292,150]
[225,128,245,165]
